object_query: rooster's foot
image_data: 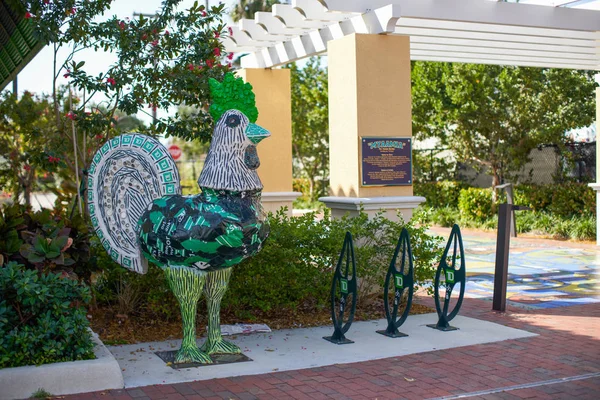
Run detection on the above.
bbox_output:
[174,346,212,364]
[201,339,242,355]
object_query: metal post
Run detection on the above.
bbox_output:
[495,183,516,237]
[493,204,511,312]
[12,77,17,96]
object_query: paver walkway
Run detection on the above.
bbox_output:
[62,296,600,400]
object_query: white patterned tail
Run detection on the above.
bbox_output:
[87,134,181,274]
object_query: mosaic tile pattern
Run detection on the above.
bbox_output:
[459,235,600,308]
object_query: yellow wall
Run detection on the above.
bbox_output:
[328,34,413,198]
[238,68,293,193]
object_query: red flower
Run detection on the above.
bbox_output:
[227,52,234,60]
[213,48,221,57]
[23,164,31,171]
[188,64,195,71]
[141,33,148,41]
[206,59,214,68]
[95,134,103,139]
[201,10,207,17]
[24,12,32,19]
[228,27,233,36]
[43,0,50,4]
[66,111,75,120]
[196,65,203,71]
[227,62,232,68]
[214,31,220,38]
[63,70,71,78]
[106,77,116,85]
[151,40,159,47]
[118,21,125,30]
[66,8,75,15]
[164,30,169,35]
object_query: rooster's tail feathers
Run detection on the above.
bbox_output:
[87,134,181,274]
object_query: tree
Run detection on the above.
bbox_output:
[231,1,281,22]
[412,62,597,188]
[16,0,232,213]
[0,92,65,206]
[289,58,329,201]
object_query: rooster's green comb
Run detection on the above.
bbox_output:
[209,73,258,123]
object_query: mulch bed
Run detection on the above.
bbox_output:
[89,296,433,345]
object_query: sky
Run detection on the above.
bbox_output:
[14,0,240,124]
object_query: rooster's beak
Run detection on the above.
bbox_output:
[245,123,270,144]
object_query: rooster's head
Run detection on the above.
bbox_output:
[197,73,270,192]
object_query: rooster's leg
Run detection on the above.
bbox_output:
[164,266,212,364]
[200,268,241,355]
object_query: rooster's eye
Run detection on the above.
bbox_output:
[225,114,241,128]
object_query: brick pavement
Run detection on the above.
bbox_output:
[61,297,600,400]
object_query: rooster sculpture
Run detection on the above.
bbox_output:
[88,73,270,364]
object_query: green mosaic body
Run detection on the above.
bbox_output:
[137,188,268,272]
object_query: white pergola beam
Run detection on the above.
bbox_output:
[232,1,600,70]
[318,0,600,31]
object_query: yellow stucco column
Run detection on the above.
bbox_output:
[238,68,300,215]
[320,33,424,221]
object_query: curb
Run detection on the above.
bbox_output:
[0,331,124,400]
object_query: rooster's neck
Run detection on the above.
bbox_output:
[197,142,263,192]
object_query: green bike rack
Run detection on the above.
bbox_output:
[377,228,414,338]
[323,231,357,345]
[427,224,466,331]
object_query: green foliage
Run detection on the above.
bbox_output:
[516,211,596,241]
[414,181,467,208]
[209,73,258,123]
[413,149,457,183]
[0,92,64,206]
[412,62,597,187]
[288,58,329,202]
[94,210,443,318]
[231,0,281,22]
[0,204,98,283]
[458,187,494,223]
[224,209,442,314]
[0,204,26,263]
[93,245,179,320]
[0,262,94,368]
[548,182,595,217]
[30,388,53,399]
[513,184,554,213]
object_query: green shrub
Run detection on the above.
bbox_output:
[95,210,443,319]
[458,187,494,223]
[0,262,94,368]
[414,181,467,209]
[514,184,554,212]
[569,215,596,241]
[225,209,442,314]
[549,182,595,218]
[430,207,460,228]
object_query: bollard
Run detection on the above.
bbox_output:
[377,228,414,338]
[427,224,466,331]
[323,231,358,344]
[495,183,517,237]
[492,203,530,312]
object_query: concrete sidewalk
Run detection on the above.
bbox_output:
[60,296,600,400]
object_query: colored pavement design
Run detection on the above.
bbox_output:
[430,227,600,309]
